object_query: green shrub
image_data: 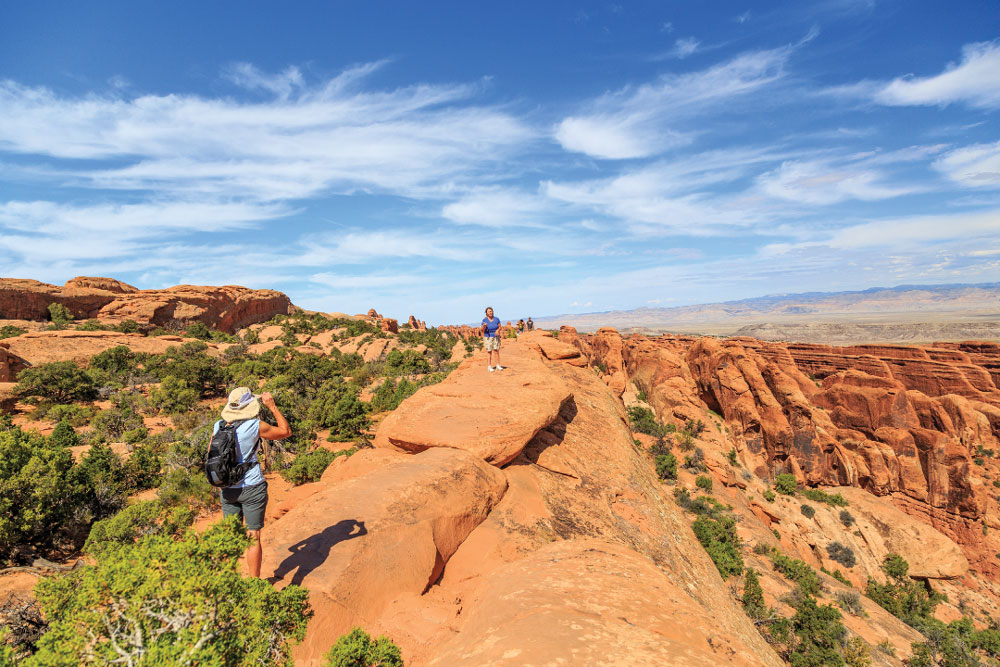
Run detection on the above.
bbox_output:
[781,596,847,667]
[282,447,356,486]
[70,443,132,522]
[742,569,766,619]
[27,517,311,666]
[770,552,822,596]
[764,489,776,502]
[626,406,667,437]
[727,448,739,466]
[145,341,225,396]
[157,467,215,511]
[836,591,865,616]
[90,398,144,442]
[865,554,945,628]
[800,504,815,519]
[324,627,403,667]
[696,475,713,492]
[125,444,163,491]
[692,514,744,578]
[839,509,855,527]
[184,321,213,340]
[0,325,26,339]
[842,635,871,667]
[800,488,848,507]
[655,453,677,481]
[49,421,80,448]
[15,361,97,403]
[149,376,200,414]
[325,393,369,443]
[117,319,140,334]
[47,303,73,327]
[83,500,190,558]
[383,348,431,376]
[775,473,798,495]
[88,345,139,386]
[369,378,419,413]
[826,542,856,568]
[37,403,95,426]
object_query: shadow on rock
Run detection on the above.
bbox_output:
[270,519,367,586]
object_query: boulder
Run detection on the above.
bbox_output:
[374,346,573,466]
[380,318,399,334]
[263,447,507,665]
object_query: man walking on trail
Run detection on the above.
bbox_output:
[527,317,534,331]
[217,387,291,578]
[481,306,505,372]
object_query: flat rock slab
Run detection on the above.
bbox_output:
[262,447,506,666]
[375,345,573,466]
[428,539,782,667]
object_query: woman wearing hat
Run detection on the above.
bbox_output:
[217,387,291,578]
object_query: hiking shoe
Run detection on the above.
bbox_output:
[495,365,506,371]
[488,366,495,372]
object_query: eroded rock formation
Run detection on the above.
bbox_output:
[0,277,291,333]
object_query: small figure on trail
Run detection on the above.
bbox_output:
[517,319,525,335]
[481,307,505,372]
[212,387,291,578]
[527,317,534,331]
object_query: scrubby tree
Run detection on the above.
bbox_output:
[742,569,767,619]
[15,361,97,403]
[775,473,798,495]
[655,453,677,481]
[47,303,73,327]
[27,517,311,666]
[148,376,199,415]
[88,345,138,386]
[324,627,403,667]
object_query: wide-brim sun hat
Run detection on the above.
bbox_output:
[221,387,261,422]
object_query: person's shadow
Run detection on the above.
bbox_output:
[270,519,367,586]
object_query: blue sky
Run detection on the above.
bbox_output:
[1,1,998,324]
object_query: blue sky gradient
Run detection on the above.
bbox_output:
[1,1,998,323]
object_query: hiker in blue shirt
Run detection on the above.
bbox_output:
[481,306,505,372]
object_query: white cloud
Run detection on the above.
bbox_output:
[671,38,701,59]
[827,209,1000,249]
[873,41,1000,109]
[935,141,1000,188]
[555,47,790,159]
[757,159,919,205]
[441,189,554,228]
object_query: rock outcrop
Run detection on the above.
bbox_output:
[263,338,784,666]
[0,277,291,333]
[575,329,1000,582]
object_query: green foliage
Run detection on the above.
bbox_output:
[692,513,744,578]
[324,627,403,667]
[836,591,865,616]
[655,453,677,481]
[627,405,668,437]
[157,467,215,511]
[38,402,96,426]
[49,421,80,448]
[775,473,798,495]
[184,321,213,340]
[727,448,739,466]
[828,569,853,588]
[308,380,369,442]
[83,500,192,558]
[764,489,776,502]
[907,616,998,666]
[282,447,356,486]
[866,554,945,629]
[770,551,822,596]
[0,422,76,563]
[124,443,163,491]
[800,488,849,507]
[88,345,139,386]
[839,510,855,527]
[383,348,431,376]
[15,361,97,403]
[47,303,73,327]
[28,517,311,666]
[117,319,140,334]
[148,375,200,415]
[145,341,226,396]
[89,393,145,442]
[827,542,856,568]
[786,596,847,666]
[0,325,26,339]
[696,474,713,492]
[800,504,816,519]
[70,443,131,522]
[742,569,767,619]
[843,636,871,667]
[369,378,419,413]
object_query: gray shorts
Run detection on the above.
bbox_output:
[221,481,268,531]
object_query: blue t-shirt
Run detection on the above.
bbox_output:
[482,316,501,337]
[213,418,264,488]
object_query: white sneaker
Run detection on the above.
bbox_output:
[488,366,495,372]
[495,365,506,371]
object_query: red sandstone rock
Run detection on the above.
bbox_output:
[379,318,399,334]
[374,346,572,466]
[262,447,507,665]
[0,277,291,333]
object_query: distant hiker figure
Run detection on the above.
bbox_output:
[213,387,291,578]
[481,307,505,372]
[517,319,525,335]
[527,317,534,331]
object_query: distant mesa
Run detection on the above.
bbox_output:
[0,276,292,333]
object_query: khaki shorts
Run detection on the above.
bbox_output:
[484,336,501,352]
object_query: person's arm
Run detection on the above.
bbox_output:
[258,392,292,440]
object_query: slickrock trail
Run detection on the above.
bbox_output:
[263,333,784,666]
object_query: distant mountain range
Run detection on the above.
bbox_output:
[533,283,1000,344]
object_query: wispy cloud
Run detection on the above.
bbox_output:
[554,47,791,159]
[934,141,1000,188]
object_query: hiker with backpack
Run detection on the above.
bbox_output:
[481,306,505,372]
[206,387,291,578]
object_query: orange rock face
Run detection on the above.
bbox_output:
[0,277,291,333]
[576,330,1000,582]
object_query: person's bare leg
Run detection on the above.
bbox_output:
[247,529,262,578]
